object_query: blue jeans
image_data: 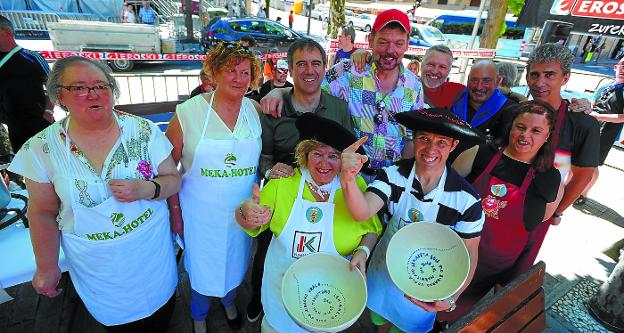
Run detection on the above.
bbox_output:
[190,288,237,320]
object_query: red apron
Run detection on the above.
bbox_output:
[438,151,535,321]
[511,99,568,276]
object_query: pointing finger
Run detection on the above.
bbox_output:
[343,136,368,154]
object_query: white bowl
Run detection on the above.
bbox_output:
[281,252,367,332]
[386,222,470,302]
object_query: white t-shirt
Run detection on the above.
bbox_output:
[123,10,136,23]
[8,112,173,234]
[175,93,262,176]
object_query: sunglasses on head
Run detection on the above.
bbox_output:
[221,41,253,54]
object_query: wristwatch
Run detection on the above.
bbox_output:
[445,297,456,312]
[150,180,161,199]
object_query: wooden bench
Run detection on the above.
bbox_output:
[115,101,182,132]
[446,261,546,333]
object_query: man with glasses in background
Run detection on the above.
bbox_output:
[258,59,293,100]
[0,15,53,153]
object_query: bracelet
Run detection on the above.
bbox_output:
[149,180,160,199]
[45,109,54,115]
[171,205,180,210]
[265,168,272,180]
[445,297,457,312]
[553,212,563,218]
[239,206,246,220]
[354,245,371,259]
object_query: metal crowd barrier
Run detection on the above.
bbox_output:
[0,10,98,32]
[1,10,59,32]
[112,73,200,105]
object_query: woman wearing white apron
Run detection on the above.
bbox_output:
[8,57,180,332]
[340,108,486,333]
[237,114,382,332]
[165,42,263,332]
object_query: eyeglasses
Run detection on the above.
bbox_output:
[277,69,288,74]
[58,84,113,97]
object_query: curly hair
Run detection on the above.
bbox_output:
[499,100,556,172]
[203,42,262,90]
[527,43,574,75]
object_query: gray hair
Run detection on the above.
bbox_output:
[340,25,356,44]
[0,15,14,32]
[47,56,120,111]
[423,44,453,64]
[527,43,574,75]
[496,61,518,88]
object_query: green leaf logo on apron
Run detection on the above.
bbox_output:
[110,212,126,227]
[224,153,237,168]
[306,207,323,224]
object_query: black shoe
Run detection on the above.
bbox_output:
[224,306,242,330]
[573,195,587,206]
[246,297,263,323]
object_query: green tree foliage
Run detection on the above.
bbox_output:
[508,0,526,16]
[328,0,346,38]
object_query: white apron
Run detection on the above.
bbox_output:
[262,174,340,332]
[367,165,447,333]
[180,93,261,297]
[57,116,177,326]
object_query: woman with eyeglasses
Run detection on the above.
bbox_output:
[165,42,263,332]
[8,56,181,332]
[437,100,564,323]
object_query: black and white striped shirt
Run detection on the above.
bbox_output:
[367,159,484,239]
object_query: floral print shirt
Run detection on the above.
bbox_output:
[8,111,173,234]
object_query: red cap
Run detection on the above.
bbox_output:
[372,9,410,32]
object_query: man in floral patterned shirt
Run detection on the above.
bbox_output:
[261,9,424,181]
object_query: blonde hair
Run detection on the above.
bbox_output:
[203,42,262,90]
[294,139,326,168]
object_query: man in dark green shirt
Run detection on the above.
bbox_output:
[259,39,353,180]
[246,39,354,324]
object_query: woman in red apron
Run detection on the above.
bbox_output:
[439,100,564,322]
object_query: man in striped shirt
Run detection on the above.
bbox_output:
[0,15,52,152]
[340,108,484,332]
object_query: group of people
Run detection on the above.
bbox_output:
[2,7,622,333]
[121,1,158,25]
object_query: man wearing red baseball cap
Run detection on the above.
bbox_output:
[260,9,425,183]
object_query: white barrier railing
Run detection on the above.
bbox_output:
[112,73,200,105]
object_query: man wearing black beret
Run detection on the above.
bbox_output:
[340,108,485,332]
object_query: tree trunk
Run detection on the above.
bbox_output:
[185,0,194,41]
[328,0,345,38]
[479,0,509,49]
[588,252,624,331]
[265,0,270,17]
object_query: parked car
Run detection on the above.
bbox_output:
[409,24,447,47]
[201,16,326,54]
[311,5,330,22]
[347,13,374,32]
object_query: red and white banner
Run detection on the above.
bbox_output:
[327,41,496,58]
[550,0,624,20]
[38,50,288,61]
[39,43,495,62]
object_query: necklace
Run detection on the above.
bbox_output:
[306,181,329,201]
